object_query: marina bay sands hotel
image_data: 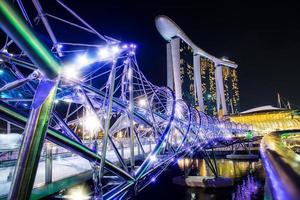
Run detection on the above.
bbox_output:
[155,15,240,116]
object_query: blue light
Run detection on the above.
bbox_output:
[0,69,3,75]
[151,177,156,182]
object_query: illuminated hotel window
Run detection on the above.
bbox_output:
[179,39,195,106]
[200,56,217,116]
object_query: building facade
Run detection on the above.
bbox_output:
[156,15,240,117]
[200,56,217,116]
[222,65,240,114]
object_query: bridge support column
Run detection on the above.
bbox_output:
[8,79,58,200]
[45,142,53,184]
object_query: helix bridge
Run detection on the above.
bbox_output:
[0,1,252,199]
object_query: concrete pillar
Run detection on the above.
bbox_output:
[166,43,174,90]
[215,64,227,115]
[170,38,182,99]
[193,54,204,111]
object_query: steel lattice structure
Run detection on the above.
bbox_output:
[0,1,252,199]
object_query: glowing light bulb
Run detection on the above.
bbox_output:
[150,155,157,162]
[111,45,119,54]
[138,98,147,108]
[76,54,89,67]
[84,111,100,133]
[98,47,110,59]
[63,65,79,80]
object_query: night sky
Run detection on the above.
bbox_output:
[4,0,300,111]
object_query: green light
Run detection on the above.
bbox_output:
[0,1,61,79]
[247,131,253,140]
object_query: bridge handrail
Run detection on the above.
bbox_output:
[260,130,300,200]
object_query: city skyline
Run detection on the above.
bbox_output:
[1,1,299,111]
[56,0,300,111]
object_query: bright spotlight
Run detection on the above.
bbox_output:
[150,155,157,162]
[76,54,89,67]
[56,43,63,49]
[98,47,110,60]
[98,45,120,60]
[63,65,79,80]
[138,98,147,108]
[64,186,90,200]
[84,111,100,133]
[111,45,120,54]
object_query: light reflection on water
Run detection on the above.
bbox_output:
[177,158,261,179]
[51,159,265,200]
[177,158,264,200]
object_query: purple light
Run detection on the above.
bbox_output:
[151,177,156,182]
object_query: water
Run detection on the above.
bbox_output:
[134,158,265,200]
[48,158,265,199]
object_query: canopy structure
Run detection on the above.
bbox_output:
[229,107,300,134]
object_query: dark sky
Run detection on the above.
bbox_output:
[5,0,300,111]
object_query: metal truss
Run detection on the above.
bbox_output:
[0,1,252,199]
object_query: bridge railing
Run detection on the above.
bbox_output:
[260,130,300,200]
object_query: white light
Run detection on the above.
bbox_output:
[138,98,147,108]
[57,43,63,49]
[98,47,110,60]
[54,99,59,104]
[98,45,120,61]
[150,155,157,162]
[111,46,120,54]
[127,68,132,79]
[64,187,90,200]
[63,65,79,80]
[76,54,89,67]
[84,111,100,133]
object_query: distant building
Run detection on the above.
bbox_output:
[222,65,240,114]
[228,105,300,134]
[156,15,240,116]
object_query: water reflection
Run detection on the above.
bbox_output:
[232,175,262,200]
[177,158,264,200]
[177,158,261,179]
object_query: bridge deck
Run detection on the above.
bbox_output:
[0,144,153,198]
